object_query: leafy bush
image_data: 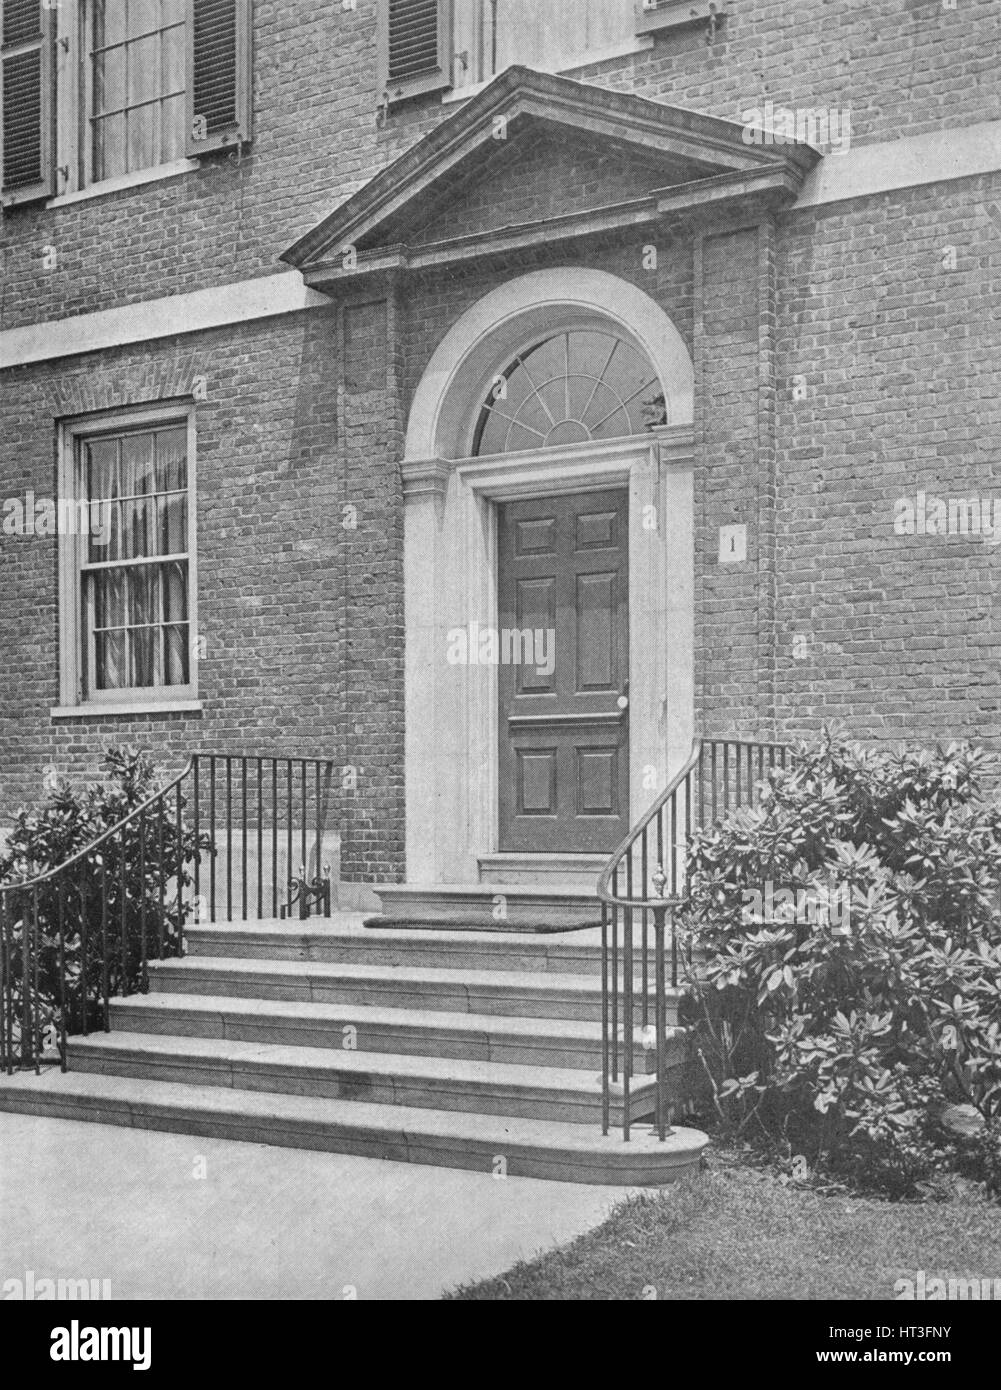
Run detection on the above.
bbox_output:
[0,748,208,1062]
[679,731,1001,1196]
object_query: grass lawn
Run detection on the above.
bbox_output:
[445,1150,1001,1301]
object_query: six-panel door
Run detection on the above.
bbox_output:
[497,489,629,853]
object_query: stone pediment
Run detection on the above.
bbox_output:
[282,66,820,287]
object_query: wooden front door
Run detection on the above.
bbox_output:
[497,489,629,853]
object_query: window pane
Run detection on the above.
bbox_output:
[93,0,126,51]
[86,438,120,500]
[162,561,189,623]
[90,0,184,183]
[127,103,158,176]
[93,113,127,182]
[131,0,163,36]
[160,92,184,163]
[93,46,125,116]
[157,494,187,555]
[155,427,187,491]
[120,496,154,559]
[93,569,128,629]
[120,433,156,497]
[128,33,159,105]
[95,630,126,690]
[163,625,190,685]
[131,564,160,627]
[163,20,184,89]
[129,627,158,688]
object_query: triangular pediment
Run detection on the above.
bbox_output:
[282,67,820,285]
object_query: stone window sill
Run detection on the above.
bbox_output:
[47,160,199,210]
[51,700,204,720]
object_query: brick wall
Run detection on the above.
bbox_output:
[0,308,406,882]
[774,171,1001,746]
[1,0,997,332]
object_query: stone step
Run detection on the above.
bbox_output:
[149,957,685,1024]
[184,915,608,975]
[0,1068,708,1185]
[69,1033,671,1126]
[110,993,679,1073]
[373,883,600,929]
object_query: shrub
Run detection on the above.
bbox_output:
[679,731,1001,1196]
[0,748,208,1062]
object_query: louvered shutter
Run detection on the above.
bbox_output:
[186,0,252,156]
[379,0,451,104]
[0,0,54,207]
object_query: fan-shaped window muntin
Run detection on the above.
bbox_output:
[473,330,666,457]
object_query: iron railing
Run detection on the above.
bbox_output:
[0,753,334,1076]
[597,736,790,1143]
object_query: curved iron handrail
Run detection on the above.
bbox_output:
[598,737,702,909]
[0,759,195,901]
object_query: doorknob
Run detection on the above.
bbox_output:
[617,682,629,712]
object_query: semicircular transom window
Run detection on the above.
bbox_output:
[472,330,666,457]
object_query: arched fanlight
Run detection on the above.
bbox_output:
[473,329,666,457]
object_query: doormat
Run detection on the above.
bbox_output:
[362,915,602,935]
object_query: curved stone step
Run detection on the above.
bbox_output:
[149,956,683,1024]
[184,917,609,976]
[110,992,681,1073]
[70,1032,671,1126]
[0,1068,708,1185]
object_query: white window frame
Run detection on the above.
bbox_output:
[55,402,201,719]
[53,0,197,203]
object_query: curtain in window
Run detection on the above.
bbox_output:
[84,424,190,693]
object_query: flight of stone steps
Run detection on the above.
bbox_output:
[0,914,708,1184]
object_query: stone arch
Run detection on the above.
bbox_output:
[404,267,693,462]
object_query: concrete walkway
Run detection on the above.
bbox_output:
[0,1113,630,1300]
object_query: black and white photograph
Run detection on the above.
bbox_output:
[0,0,999,1337]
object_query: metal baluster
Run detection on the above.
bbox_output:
[610,866,619,1083]
[271,760,279,919]
[257,760,264,922]
[286,761,293,915]
[640,826,649,1029]
[300,760,308,905]
[176,782,185,958]
[711,742,718,822]
[193,756,201,920]
[139,812,148,991]
[623,904,633,1142]
[55,878,67,1070]
[31,886,41,1073]
[0,895,9,1074]
[209,756,217,924]
[315,761,322,914]
[119,827,128,995]
[157,799,166,959]
[226,758,233,923]
[100,858,110,1032]
[654,901,670,1142]
[600,903,610,1137]
[79,865,89,1040]
[241,758,248,923]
